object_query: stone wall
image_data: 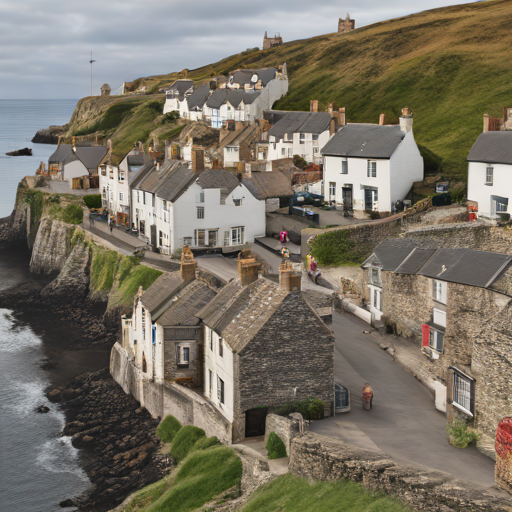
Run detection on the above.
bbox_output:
[266,211,311,245]
[110,342,232,444]
[265,198,280,213]
[289,432,512,511]
[264,413,308,455]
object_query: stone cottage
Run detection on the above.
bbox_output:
[362,238,512,456]
[197,255,335,443]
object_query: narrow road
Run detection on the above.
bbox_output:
[311,311,497,486]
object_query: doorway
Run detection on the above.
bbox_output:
[342,186,353,207]
[364,188,378,211]
[245,407,268,437]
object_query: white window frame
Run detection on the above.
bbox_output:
[219,338,223,358]
[194,229,206,246]
[217,376,225,404]
[233,198,243,207]
[119,192,124,202]
[231,226,245,246]
[429,328,444,353]
[432,280,447,304]
[197,206,205,219]
[367,161,377,178]
[486,165,493,185]
[196,192,204,203]
[208,370,212,397]
[341,159,348,174]
[329,182,336,197]
[119,171,125,182]
[299,133,305,144]
[433,308,446,328]
[452,371,473,416]
[176,344,190,367]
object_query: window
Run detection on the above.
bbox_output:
[143,192,146,205]
[429,329,444,352]
[119,171,125,182]
[219,338,223,357]
[208,370,212,397]
[110,192,113,200]
[176,344,190,367]
[231,226,245,245]
[313,147,318,154]
[183,236,192,246]
[141,307,146,341]
[373,289,382,311]
[486,165,493,185]
[217,376,225,404]
[137,191,140,203]
[432,280,447,304]
[369,267,381,286]
[496,201,508,212]
[341,159,348,174]
[329,182,336,197]
[194,229,205,246]
[152,195,155,208]
[299,133,305,144]
[233,199,242,206]
[453,371,473,416]
[312,134,319,141]
[197,207,204,219]
[119,192,124,202]
[220,190,228,205]
[196,192,204,203]
[433,308,446,328]
[367,161,377,178]
[208,329,213,351]
[281,148,286,156]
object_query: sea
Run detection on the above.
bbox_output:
[0,100,111,511]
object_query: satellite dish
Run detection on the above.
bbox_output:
[251,74,258,83]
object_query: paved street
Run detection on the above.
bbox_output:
[310,311,497,486]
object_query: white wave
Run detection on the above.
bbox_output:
[36,437,89,481]
[0,380,51,418]
[0,310,41,353]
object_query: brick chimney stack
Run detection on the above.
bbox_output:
[483,114,490,133]
[191,148,205,175]
[329,117,338,136]
[181,245,197,281]
[310,100,319,113]
[379,114,385,126]
[279,261,302,292]
[339,108,346,127]
[399,107,413,133]
[238,249,260,285]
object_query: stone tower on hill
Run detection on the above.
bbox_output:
[263,31,283,50]
[338,13,355,33]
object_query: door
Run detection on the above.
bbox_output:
[245,408,268,437]
[342,187,353,207]
[208,230,218,247]
[150,224,157,246]
[364,188,373,211]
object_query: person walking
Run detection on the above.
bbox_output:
[280,229,288,244]
[362,383,374,410]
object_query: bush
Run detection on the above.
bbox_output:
[293,154,308,170]
[266,432,287,459]
[310,229,371,266]
[156,415,182,443]
[449,186,466,203]
[163,111,180,123]
[61,203,84,224]
[274,397,325,421]
[170,425,206,463]
[191,435,220,452]
[83,194,102,209]
[446,418,480,448]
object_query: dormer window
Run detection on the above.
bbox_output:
[368,266,382,286]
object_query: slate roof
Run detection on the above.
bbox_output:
[219,125,259,149]
[187,85,210,110]
[63,146,109,171]
[141,272,185,316]
[129,161,154,188]
[321,124,405,159]
[136,160,181,193]
[167,79,194,101]
[197,278,289,352]
[49,144,73,164]
[206,90,261,109]
[467,132,512,165]
[197,169,241,194]
[364,238,512,289]
[127,154,145,167]
[231,68,277,87]
[156,164,195,202]
[156,280,217,327]
[268,112,310,140]
[242,170,292,199]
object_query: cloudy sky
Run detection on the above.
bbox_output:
[0,0,472,99]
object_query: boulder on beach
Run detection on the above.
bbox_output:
[47,389,62,403]
[35,405,50,413]
[6,147,32,156]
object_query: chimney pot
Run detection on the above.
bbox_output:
[310,100,319,113]
[399,107,413,133]
[279,261,302,292]
[238,249,260,285]
[483,114,490,133]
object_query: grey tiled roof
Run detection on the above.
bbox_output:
[268,112,310,140]
[196,169,241,194]
[168,79,194,101]
[321,124,405,159]
[129,162,154,188]
[137,160,182,194]
[219,125,259,149]
[141,272,185,316]
[206,90,260,109]
[64,146,109,171]
[395,248,437,274]
[362,238,418,271]
[187,85,210,110]
[231,68,277,87]
[156,280,217,327]
[127,154,145,166]
[156,164,195,202]
[298,112,331,134]
[242,170,292,199]
[49,144,72,163]
[467,132,512,165]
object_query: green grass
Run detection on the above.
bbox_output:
[90,248,120,293]
[170,426,206,463]
[190,435,220,453]
[61,203,83,224]
[242,473,410,512]
[310,229,372,266]
[156,415,182,444]
[110,264,162,308]
[266,432,287,459]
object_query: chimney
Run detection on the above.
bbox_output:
[238,249,260,285]
[191,148,205,175]
[107,139,113,159]
[329,117,338,136]
[339,108,346,127]
[310,100,319,113]
[483,114,490,132]
[399,107,413,133]
[379,113,385,126]
[279,261,302,292]
[181,245,197,281]
[504,107,508,123]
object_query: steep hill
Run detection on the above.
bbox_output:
[128,0,512,179]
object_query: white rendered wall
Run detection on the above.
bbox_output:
[468,161,512,217]
[163,97,180,114]
[204,327,235,422]
[224,147,240,165]
[63,160,88,181]
[131,188,156,238]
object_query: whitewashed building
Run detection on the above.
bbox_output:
[48,144,108,183]
[467,131,512,218]
[179,85,210,121]
[321,109,424,213]
[163,79,194,114]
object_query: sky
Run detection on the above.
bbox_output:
[0,0,474,99]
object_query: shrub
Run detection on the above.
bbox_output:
[274,397,325,420]
[310,229,371,266]
[449,186,467,204]
[170,425,206,463]
[293,154,308,170]
[446,418,480,448]
[83,194,102,209]
[266,432,287,459]
[156,415,182,443]
[61,203,84,224]
[191,435,220,452]
[163,111,180,123]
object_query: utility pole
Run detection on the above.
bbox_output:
[90,51,96,97]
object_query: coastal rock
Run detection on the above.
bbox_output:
[32,125,67,144]
[59,498,77,508]
[35,405,50,413]
[48,389,62,403]
[6,147,32,156]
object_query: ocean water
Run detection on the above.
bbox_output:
[0,101,111,511]
[0,99,77,218]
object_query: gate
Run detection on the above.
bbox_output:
[245,407,268,437]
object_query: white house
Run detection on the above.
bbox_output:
[179,85,210,121]
[264,111,332,169]
[321,108,424,213]
[467,131,512,218]
[99,149,145,224]
[154,155,266,254]
[48,144,108,184]
[163,79,194,114]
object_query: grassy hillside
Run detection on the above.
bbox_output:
[126,0,512,179]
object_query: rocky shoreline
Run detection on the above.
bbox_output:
[51,369,171,511]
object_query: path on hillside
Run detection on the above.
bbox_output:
[310,311,497,486]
